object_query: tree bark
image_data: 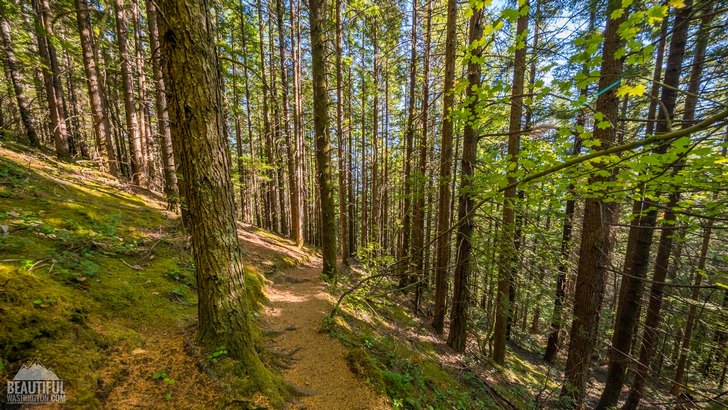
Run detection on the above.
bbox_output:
[559,0,626,404]
[493,1,529,364]
[157,0,268,375]
[597,4,692,407]
[412,0,432,313]
[446,5,483,353]
[335,0,348,258]
[309,0,338,279]
[0,15,40,147]
[431,0,457,334]
[32,0,70,159]
[399,0,417,288]
[147,0,178,205]
[114,0,145,185]
[75,0,118,174]
[256,0,276,232]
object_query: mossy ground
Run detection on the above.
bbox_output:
[0,143,286,408]
[327,263,562,409]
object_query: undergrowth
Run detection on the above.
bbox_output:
[325,262,499,409]
[0,144,283,407]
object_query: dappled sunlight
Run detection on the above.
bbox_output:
[267,287,310,304]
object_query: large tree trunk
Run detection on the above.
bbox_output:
[32,0,70,159]
[157,0,270,379]
[559,0,626,404]
[346,26,356,256]
[146,0,178,205]
[430,0,457,334]
[493,1,528,364]
[114,0,145,186]
[309,0,338,279]
[0,16,39,147]
[446,5,484,353]
[133,0,156,187]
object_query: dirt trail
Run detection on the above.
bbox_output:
[263,257,389,410]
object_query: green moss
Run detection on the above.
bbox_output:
[0,147,284,407]
[345,348,386,393]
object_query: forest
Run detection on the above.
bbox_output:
[0,0,727,408]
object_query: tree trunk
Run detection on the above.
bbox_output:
[309,0,337,279]
[157,0,269,378]
[370,25,379,247]
[75,0,118,174]
[290,0,305,240]
[671,223,711,396]
[399,0,417,288]
[493,1,529,364]
[147,0,178,205]
[597,4,692,407]
[114,0,145,185]
[560,0,626,404]
[446,5,484,353]
[335,0,348,259]
[256,0,275,232]
[0,16,39,147]
[412,0,432,313]
[430,0,457,334]
[32,0,70,159]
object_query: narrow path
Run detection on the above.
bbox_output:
[263,258,389,410]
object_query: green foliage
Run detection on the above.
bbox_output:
[207,347,229,363]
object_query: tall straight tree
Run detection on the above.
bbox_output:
[335,0,348,259]
[276,0,302,245]
[146,0,178,204]
[32,0,71,159]
[256,0,276,231]
[669,6,714,396]
[114,0,145,186]
[157,0,270,375]
[560,0,627,403]
[598,2,693,406]
[493,0,528,364]
[431,0,457,334]
[75,0,118,175]
[290,0,305,242]
[447,3,484,353]
[411,0,432,312]
[543,2,596,364]
[399,0,417,287]
[0,14,39,147]
[309,0,337,279]
[623,5,696,409]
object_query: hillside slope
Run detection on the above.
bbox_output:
[0,144,299,407]
[0,144,536,409]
